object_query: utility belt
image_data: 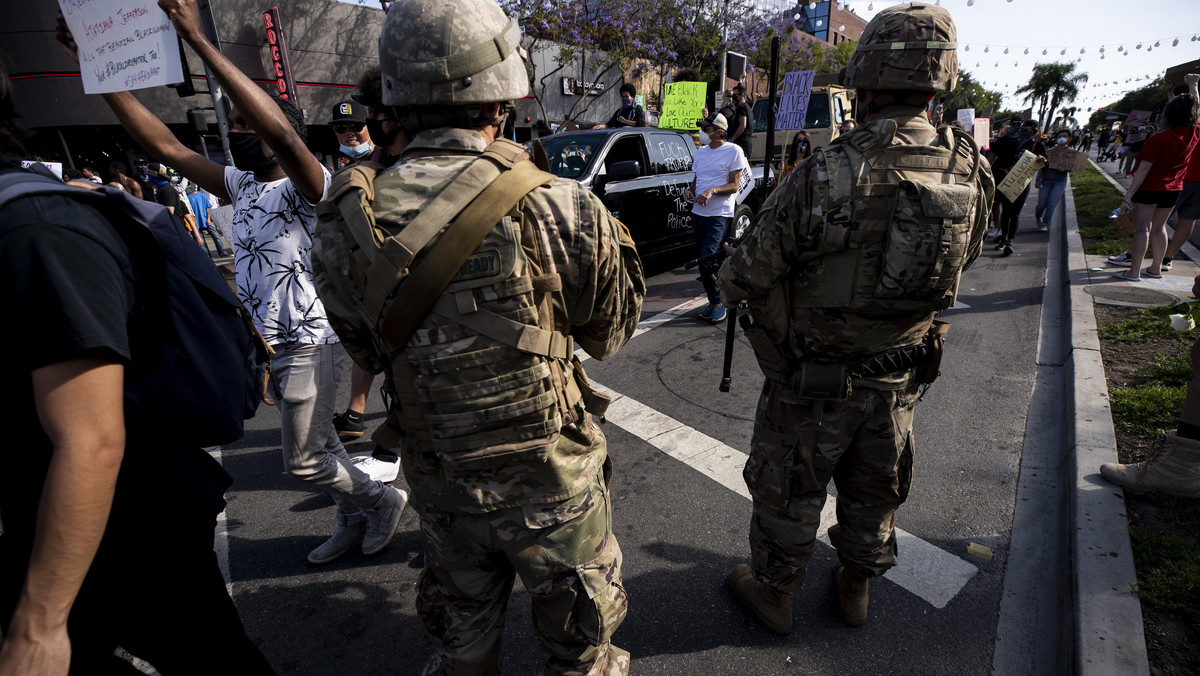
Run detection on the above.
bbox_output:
[740,314,948,402]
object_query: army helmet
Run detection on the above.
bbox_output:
[842,2,958,92]
[379,0,530,107]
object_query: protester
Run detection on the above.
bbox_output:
[311,0,644,671]
[988,118,1046,256]
[777,130,811,184]
[1123,124,1153,176]
[1034,129,1073,231]
[60,0,407,566]
[331,99,373,163]
[187,182,229,256]
[932,95,946,125]
[0,57,274,675]
[595,83,646,129]
[686,111,749,323]
[1110,75,1200,281]
[719,3,993,633]
[724,84,754,158]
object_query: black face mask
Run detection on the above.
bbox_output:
[364,118,399,148]
[227,132,277,174]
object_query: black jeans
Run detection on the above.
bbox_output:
[999,184,1032,242]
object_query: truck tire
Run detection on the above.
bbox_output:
[730,204,754,241]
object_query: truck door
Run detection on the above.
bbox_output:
[594,134,664,253]
[647,131,697,255]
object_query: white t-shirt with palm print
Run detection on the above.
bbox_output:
[225,165,338,346]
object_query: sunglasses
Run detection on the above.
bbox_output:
[333,122,364,134]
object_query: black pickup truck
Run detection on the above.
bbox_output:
[533,128,769,260]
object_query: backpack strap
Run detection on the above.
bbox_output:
[378,157,555,351]
[361,140,532,323]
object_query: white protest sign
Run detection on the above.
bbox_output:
[58,0,183,94]
[973,118,990,151]
[21,160,64,180]
[956,108,975,133]
[776,70,816,130]
[208,204,234,247]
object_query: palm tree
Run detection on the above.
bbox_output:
[1015,63,1089,133]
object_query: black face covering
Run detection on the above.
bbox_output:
[227,132,277,174]
[364,118,399,148]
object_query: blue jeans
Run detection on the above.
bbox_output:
[272,343,384,517]
[692,214,730,303]
[1035,178,1068,227]
[200,226,229,256]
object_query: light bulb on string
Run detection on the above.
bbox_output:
[809,1,816,9]
[1004,47,1009,54]
[967,0,974,5]
[1100,46,1105,53]
[965,44,970,51]
[1080,48,1085,54]
[1042,49,1048,55]
[1024,48,1029,54]
[1061,48,1067,55]
[867,2,873,10]
[984,46,989,53]
[1154,41,1160,47]
[1172,39,1179,47]
[1136,43,1142,49]
[1147,46,1152,52]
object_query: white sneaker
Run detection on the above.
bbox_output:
[1107,252,1133,266]
[352,455,401,483]
[987,227,1001,239]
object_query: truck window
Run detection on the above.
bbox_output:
[536,133,604,179]
[648,132,693,174]
[600,135,648,178]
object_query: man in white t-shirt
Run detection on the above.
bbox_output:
[88,0,406,566]
[685,112,749,322]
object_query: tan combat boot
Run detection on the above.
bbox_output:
[835,564,869,628]
[1100,431,1200,498]
[729,564,793,634]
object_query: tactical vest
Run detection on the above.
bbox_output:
[790,118,984,314]
[316,140,606,472]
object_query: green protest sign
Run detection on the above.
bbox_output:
[659,81,707,131]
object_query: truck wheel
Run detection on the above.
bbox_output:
[731,204,754,241]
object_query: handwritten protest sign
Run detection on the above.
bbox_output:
[659,81,707,131]
[972,118,990,151]
[58,0,183,94]
[1046,148,1088,172]
[997,150,1046,202]
[956,108,975,132]
[776,70,815,130]
[1127,109,1153,125]
[1123,132,1147,145]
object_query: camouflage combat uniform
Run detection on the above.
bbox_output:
[718,108,993,591]
[313,126,644,675]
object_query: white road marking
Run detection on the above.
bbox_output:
[593,377,978,609]
[206,446,234,594]
[577,295,709,364]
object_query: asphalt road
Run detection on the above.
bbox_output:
[218,208,1054,674]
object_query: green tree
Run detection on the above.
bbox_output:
[1086,78,1170,130]
[1014,62,1088,132]
[941,71,1003,118]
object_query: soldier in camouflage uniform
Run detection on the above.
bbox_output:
[718,2,994,633]
[310,0,644,673]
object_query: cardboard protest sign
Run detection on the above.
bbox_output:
[956,109,975,133]
[1046,148,1088,172]
[58,0,184,94]
[997,150,1046,202]
[1127,109,1153,125]
[973,118,990,151]
[209,205,234,247]
[776,70,816,130]
[659,81,707,131]
[1123,132,1147,144]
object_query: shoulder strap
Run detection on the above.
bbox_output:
[376,148,554,350]
[362,140,530,321]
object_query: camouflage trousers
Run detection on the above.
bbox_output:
[744,379,919,593]
[416,470,629,676]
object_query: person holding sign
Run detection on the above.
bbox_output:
[988,119,1046,256]
[594,83,646,129]
[686,112,749,323]
[1033,130,1074,232]
[58,0,408,568]
[1110,75,1200,281]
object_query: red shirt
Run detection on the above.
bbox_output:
[1186,132,1200,183]
[1137,126,1200,191]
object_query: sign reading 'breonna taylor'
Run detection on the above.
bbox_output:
[58,0,184,94]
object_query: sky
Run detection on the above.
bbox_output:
[339,0,1200,115]
[784,0,1200,113]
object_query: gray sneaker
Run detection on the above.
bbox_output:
[308,511,366,564]
[363,486,408,556]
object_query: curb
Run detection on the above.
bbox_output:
[1065,171,1151,674]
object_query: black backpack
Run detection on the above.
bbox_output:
[0,170,270,446]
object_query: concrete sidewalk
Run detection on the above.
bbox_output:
[1065,150,1197,675]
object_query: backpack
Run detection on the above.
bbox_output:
[0,170,272,446]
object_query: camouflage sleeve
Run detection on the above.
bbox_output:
[963,155,996,271]
[531,180,645,360]
[717,155,823,305]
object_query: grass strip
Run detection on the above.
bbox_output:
[1129,524,1200,626]
[1111,382,1186,440]
[1073,163,1131,256]
[1098,304,1195,344]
